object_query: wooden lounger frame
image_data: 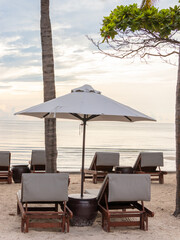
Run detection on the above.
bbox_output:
[133,154,167,184]
[0,152,12,184]
[29,150,46,173]
[84,154,115,184]
[98,178,154,232]
[17,195,73,233]
[30,164,46,173]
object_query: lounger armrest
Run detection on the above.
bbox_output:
[65,205,73,219]
[84,169,97,174]
[16,192,26,218]
[151,170,168,175]
[84,169,109,174]
[134,202,154,217]
[133,170,146,174]
[135,170,167,176]
[98,203,110,217]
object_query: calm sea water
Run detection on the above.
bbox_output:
[0,120,175,172]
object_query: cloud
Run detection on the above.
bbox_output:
[0,36,20,58]
[0,65,41,82]
[0,0,178,122]
[0,85,11,90]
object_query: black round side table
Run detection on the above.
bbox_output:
[12,165,30,183]
[115,166,133,174]
[67,193,98,226]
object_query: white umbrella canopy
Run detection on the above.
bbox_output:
[16,84,155,122]
[15,84,155,197]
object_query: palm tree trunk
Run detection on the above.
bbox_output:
[174,49,180,216]
[40,0,57,173]
[141,0,179,217]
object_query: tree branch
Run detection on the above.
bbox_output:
[88,28,179,62]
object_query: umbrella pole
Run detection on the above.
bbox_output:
[81,118,86,198]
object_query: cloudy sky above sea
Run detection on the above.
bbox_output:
[0,0,179,123]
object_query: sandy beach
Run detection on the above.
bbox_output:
[0,173,180,240]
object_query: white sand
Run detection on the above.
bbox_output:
[0,173,180,240]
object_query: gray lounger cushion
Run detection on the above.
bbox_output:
[0,151,10,166]
[108,174,151,202]
[31,150,46,165]
[96,152,119,166]
[140,152,163,167]
[21,173,69,202]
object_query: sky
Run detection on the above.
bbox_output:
[0,0,179,123]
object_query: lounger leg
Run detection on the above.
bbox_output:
[102,214,104,230]
[93,174,97,184]
[159,174,164,184]
[62,215,65,232]
[25,218,29,233]
[140,213,146,230]
[55,203,58,212]
[8,173,12,184]
[145,214,148,231]
[140,214,143,230]
[107,217,110,232]
[102,215,110,232]
[102,214,107,232]
[66,215,70,233]
[21,219,23,232]
[21,218,25,233]
[17,203,20,215]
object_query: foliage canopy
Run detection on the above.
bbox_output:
[101,3,180,41]
[93,2,180,60]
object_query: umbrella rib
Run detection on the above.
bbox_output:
[70,113,83,121]
[125,116,133,122]
[70,113,99,121]
[43,113,50,118]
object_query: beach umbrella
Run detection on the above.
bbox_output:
[15,84,155,197]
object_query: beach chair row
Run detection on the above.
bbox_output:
[84,151,167,184]
[17,172,154,233]
[0,150,156,233]
[0,150,167,184]
[0,150,46,184]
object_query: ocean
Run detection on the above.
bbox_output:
[0,120,175,172]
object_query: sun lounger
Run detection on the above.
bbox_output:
[17,173,72,233]
[84,152,119,184]
[30,150,46,173]
[133,152,167,184]
[0,151,12,184]
[97,173,154,232]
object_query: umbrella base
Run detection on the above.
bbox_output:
[67,194,98,226]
